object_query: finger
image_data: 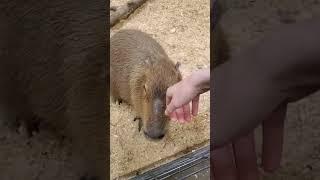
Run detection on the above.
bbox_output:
[176,108,185,123]
[192,95,200,116]
[170,111,178,122]
[211,144,238,180]
[165,100,177,116]
[182,104,191,122]
[233,132,260,180]
[262,103,287,172]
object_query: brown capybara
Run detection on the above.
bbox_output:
[0,1,107,179]
[110,29,182,140]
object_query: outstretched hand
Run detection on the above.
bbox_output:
[165,79,200,123]
[165,68,210,123]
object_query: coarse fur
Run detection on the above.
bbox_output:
[110,29,182,139]
[0,1,107,180]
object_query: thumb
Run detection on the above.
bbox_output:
[165,87,174,115]
[165,100,177,116]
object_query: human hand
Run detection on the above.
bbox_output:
[165,76,200,123]
[165,68,210,123]
[211,104,287,180]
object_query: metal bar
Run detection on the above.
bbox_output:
[158,158,208,180]
[130,145,210,180]
[179,165,210,180]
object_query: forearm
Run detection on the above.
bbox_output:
[212,17,320,149]
[239,17,320,101]
[252,18,320,91]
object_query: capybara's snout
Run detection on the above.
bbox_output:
[144,129,165,140]
[143,98,168,140]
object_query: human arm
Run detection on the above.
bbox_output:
[211,17,320,149]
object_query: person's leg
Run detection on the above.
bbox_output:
[262,103,287,172]
[211,144,238,180]
[233,133,260,180]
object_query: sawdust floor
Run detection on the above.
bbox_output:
[110,0,210,179]
[220,0,320,179]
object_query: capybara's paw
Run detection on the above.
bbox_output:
[133,117,142,132]
[110,6,117,11]
[23,115,42,137]
[112,97,123,105]
[117,99,123,105]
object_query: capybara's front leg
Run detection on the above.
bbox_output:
[67,94,107,180]
[66,64,107,180]
[133,117,142,132]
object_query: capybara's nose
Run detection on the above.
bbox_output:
[144,131,165,140]
[158,134,165,139]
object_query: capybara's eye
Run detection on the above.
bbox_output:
[143,84,147,94]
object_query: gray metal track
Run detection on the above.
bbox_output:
[130,145,210,180]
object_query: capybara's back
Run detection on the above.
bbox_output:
[111,29,182,140]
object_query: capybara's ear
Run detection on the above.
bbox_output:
[175,62,181,71]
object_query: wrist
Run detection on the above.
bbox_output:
[188,68,210,94]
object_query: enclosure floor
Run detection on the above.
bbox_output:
[220,0,320,179]
[110,0,210,179]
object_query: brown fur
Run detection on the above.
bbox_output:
[111,29,182,139]
[0,1,107,179]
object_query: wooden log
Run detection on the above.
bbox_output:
[110,0,148,27]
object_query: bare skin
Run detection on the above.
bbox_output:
[165,68,210,123]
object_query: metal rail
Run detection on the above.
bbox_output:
[130,145,210,180]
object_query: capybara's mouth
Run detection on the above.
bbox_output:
[143,131,165,141]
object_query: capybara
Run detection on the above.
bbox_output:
[0,1,107,180]
[110,29,182,140]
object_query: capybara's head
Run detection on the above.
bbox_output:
[139,58,182,140]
